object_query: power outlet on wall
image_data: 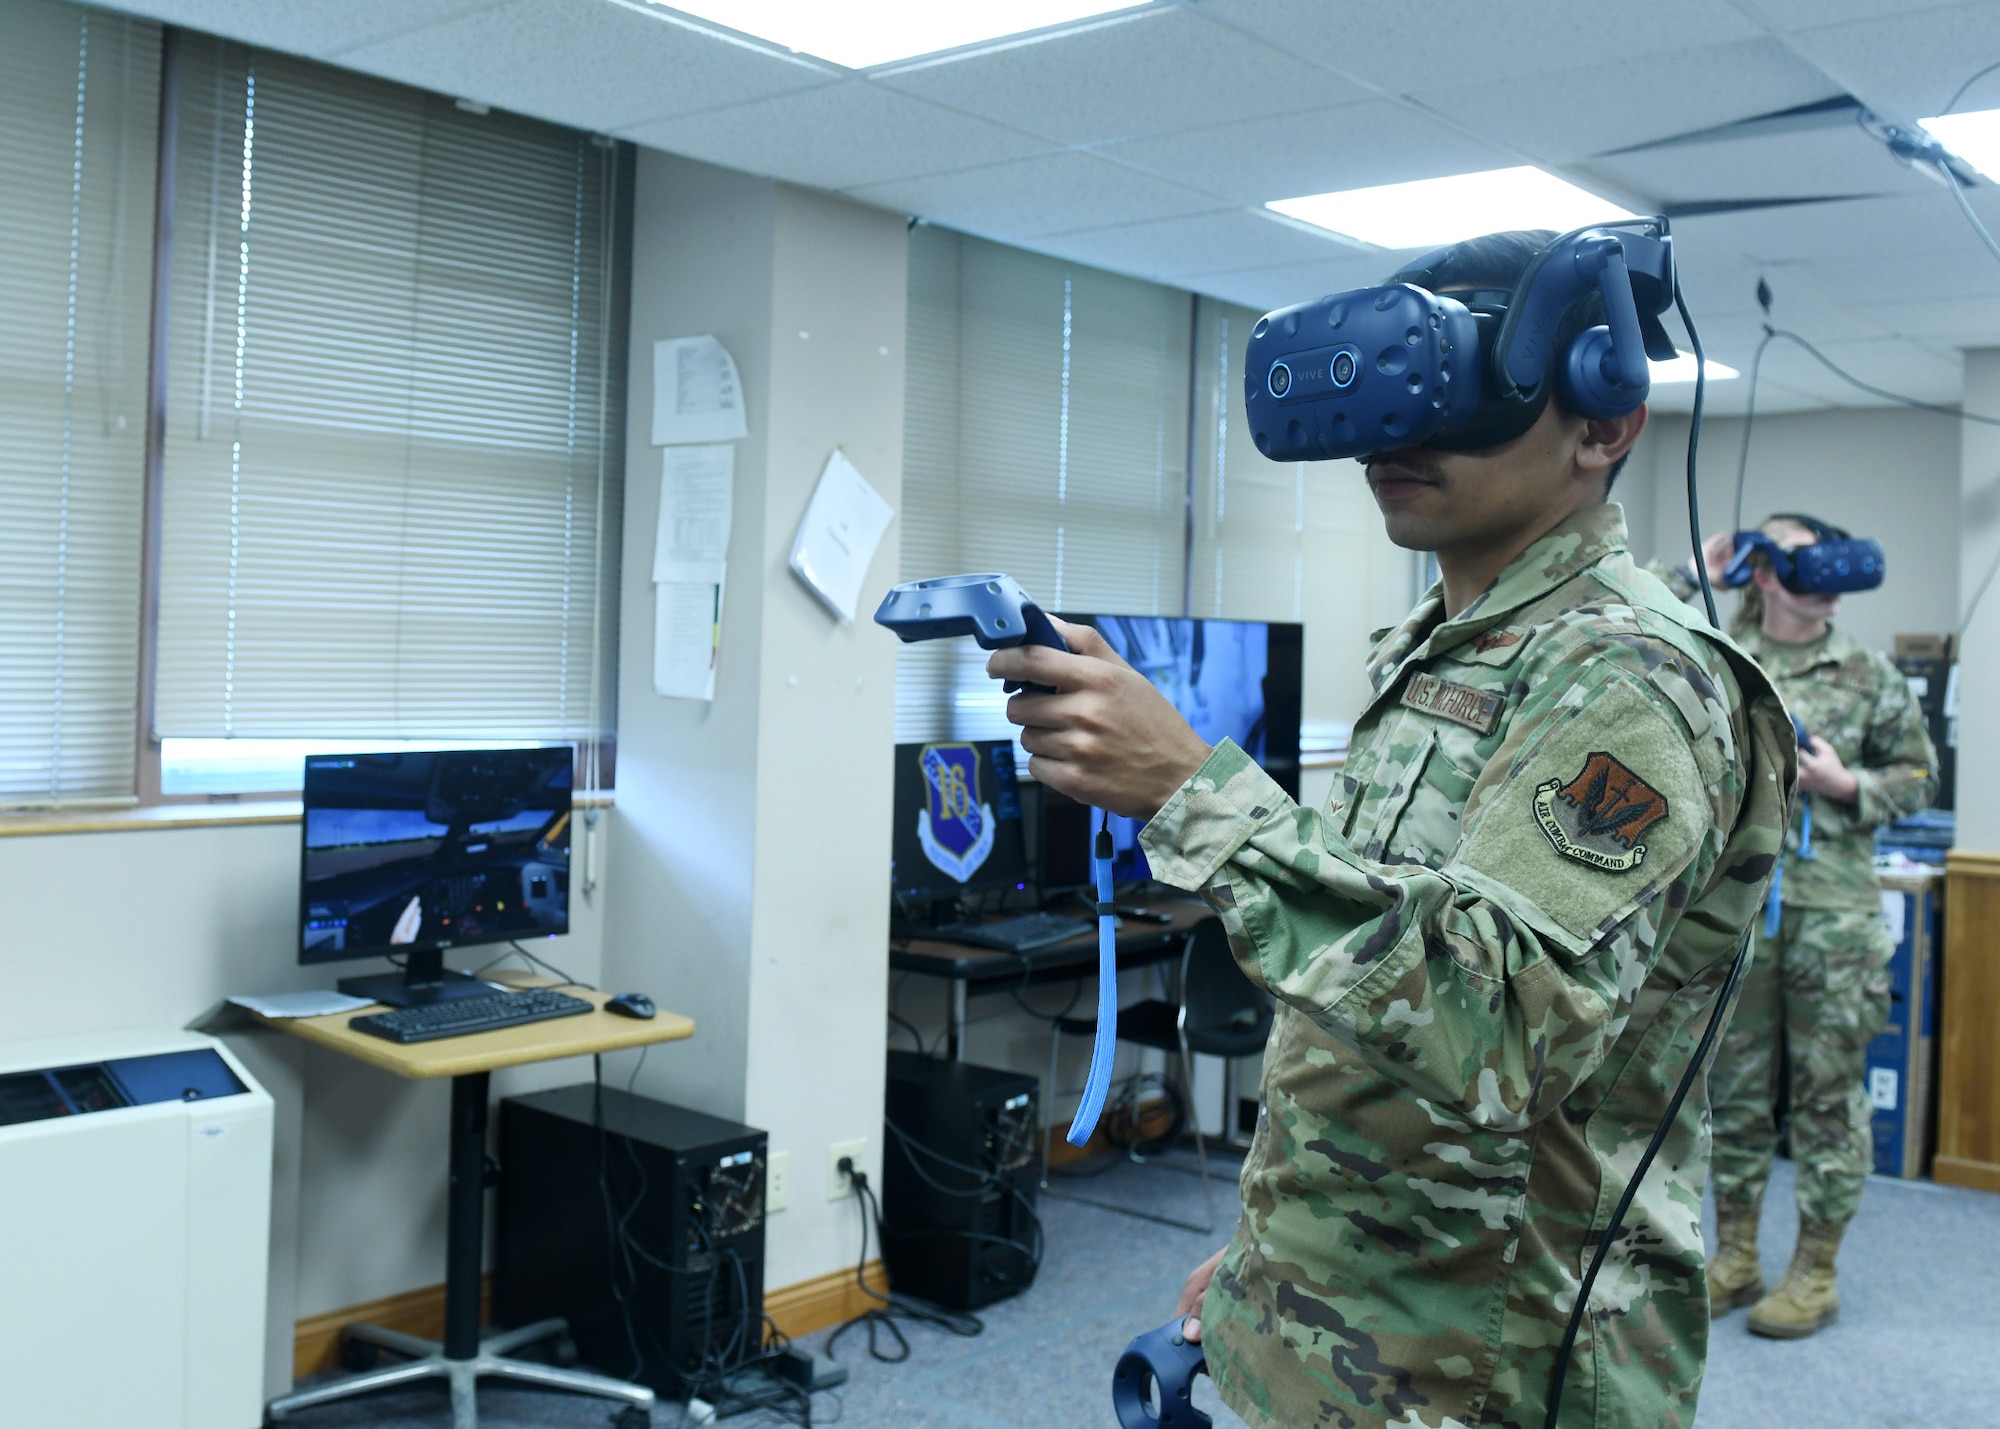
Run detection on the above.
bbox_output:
[826,1138,867,1200]
[766,1150,789,1213]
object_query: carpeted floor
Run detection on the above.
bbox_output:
[276,1151,2000,1428]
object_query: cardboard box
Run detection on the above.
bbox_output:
[1867,868,1942,1178]
[1893,633,1954,662]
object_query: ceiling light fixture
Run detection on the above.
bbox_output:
[1917,108,2000,182]
[649,0,1145,69]
[1648,351,1738,384]
[1267,167,1638,250]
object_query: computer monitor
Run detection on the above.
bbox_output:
[1064,615,1303,883]
[890,739,1031,915]
[300,747,574,1006]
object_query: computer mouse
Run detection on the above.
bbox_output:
[606,992,656,1019]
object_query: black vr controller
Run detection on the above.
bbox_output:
[1112,1318,1210,1429]
[1722,515,1885,596]
[1244,219,1679,463]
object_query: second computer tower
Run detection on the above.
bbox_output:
[880,1050,1040,1311]
[495,1084,766,1398]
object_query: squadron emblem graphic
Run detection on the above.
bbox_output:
[1533,751,1671,873]
[916,743,995,884]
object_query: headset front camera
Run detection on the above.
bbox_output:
[1267,361,1292,398]
[1331,351,1356,387]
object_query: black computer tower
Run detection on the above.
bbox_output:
[881,1050,1040,1311]
[496,1084,766,1398]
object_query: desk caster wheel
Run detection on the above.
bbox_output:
[612,1406,651,1428]
[339,1338,379,1372]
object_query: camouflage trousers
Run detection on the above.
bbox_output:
[1709,903,1893,1229]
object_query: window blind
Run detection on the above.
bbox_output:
[0,0,158,806]
[155,38,624,769]
[897,227,1191,742]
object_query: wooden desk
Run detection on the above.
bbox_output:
[255,973,693,1428]
[891,897,1211,1059]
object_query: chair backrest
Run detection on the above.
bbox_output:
[1179,917,1273,1053]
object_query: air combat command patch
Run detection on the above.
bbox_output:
[1534,750,1671,872]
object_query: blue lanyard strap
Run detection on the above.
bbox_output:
[1065,811,1120,1146]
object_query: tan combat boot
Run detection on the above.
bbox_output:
[1747,1219,1844,1339]
[1706,1204,1765,1314]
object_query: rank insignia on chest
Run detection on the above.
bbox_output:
[1400,672,1502,733]
[1533,751,1670,873]
[1473,629,1522,654]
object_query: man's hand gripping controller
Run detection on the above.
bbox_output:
[1112,1318,1210,1428]
[873,574,1118,1146]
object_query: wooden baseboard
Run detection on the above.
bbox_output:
[763,1260,889,1342]
[1933,1155,2000,1195]
[294,1263,885,1377]
[293,1276,492,1379]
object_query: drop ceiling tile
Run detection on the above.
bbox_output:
[1586,124,1931,208]
[97,0,503,56]
[847,151,1217,239]
[1409,40,1839,166]
[1752,334,1966,406]
[873,8,1361,147]
[1183,251,1410,313]
[334,0,832,133]
[1782,242,2000,305]
[1786,4,2000,120]
[1755,0,1973,29]
[620,81,1051,189]
[1098,100,1512,208]
[1676,193,1983,267]
[1030,208,1359,280]
[1197,0,1762,88]
[1850,294,2000,347]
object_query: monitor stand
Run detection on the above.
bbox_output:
[339,948,498,1009]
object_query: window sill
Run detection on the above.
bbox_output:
[0,791,613,839]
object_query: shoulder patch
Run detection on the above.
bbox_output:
[1532,751,1671,873]
[1401,672,1502,733]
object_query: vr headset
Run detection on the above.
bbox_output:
[1244,219,1679,462]
[1722,515,1885,595]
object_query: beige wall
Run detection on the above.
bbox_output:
[604,150,908,1291]
[1956,351,2000,849]
[0,817,607,1394]
[1622,406,1962,650]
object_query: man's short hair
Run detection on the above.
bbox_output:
[1391,230,1631,489]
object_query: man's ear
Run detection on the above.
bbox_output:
[1750,565,1784,598]
[1576,405,1647,478]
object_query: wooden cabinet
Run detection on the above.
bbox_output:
[1938,852,2000,1193]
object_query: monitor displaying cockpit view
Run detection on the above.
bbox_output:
[300,747,573,963]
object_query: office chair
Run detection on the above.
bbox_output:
[1040,917,1273,1232]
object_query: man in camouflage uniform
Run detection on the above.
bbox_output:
[1673,519,1936,1339]
[991,231,1794,1429]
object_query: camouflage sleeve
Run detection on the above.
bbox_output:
[1140,666,1735,1133]
[1852,650,1939,827]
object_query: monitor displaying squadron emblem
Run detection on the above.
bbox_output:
[916,743,995,883]
[1534,750,1672,872]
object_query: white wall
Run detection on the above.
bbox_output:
[1624,407,1962,650]
[604,149,908,1291]
[0,817,607,1392]
[1956,350,2000,849]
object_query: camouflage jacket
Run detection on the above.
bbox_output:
[1141,504,1794,1429]
[1656,569,1937,910]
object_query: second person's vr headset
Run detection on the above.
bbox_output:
[1244,218,1679,462]
[1723,515,1885,595]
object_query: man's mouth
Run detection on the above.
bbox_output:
[1366,461,1443,500]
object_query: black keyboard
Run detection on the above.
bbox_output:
[937,911,1093,953]
[350,988,594,1044]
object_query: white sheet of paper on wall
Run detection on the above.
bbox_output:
[788,449,894,622]
[1880,889,1905,944]
[655,443,734,585]
[654,578,723,701]
[651,335,747,445]
[1869,1067,1899,1112]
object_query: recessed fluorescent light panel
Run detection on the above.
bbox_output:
[1268,167,1637,250]
[1649,351,1738,384]
[1918,109,2000,182]
[653,0,1143,69]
